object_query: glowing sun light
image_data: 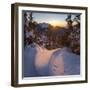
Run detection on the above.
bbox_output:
[49,20,67,27]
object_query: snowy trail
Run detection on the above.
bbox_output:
[24,44,80,77]
[35,44,61,76]
[35,44,61,69]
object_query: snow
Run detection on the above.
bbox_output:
[49,49,80,75]
[49,54,64,75]
[35,44,61,76]
[26,31,34,38]
[23,44,80,77]
[23,45,38,77]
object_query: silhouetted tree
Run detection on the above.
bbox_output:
[66,14,73,29]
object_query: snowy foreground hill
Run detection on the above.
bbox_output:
[24,44,80,77]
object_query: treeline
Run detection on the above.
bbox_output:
[24,12,80,55]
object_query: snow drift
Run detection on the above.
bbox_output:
[24,44,80,77]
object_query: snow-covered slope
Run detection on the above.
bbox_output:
[24,44,80,77]
[34,44,61,76]
[24,45,38,77]
[49,49,80,76]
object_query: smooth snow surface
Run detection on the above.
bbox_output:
[24,44,80,77]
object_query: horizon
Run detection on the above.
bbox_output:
[24,11,79,27]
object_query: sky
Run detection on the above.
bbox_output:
[33,12,68,27]
[24,11,79,27]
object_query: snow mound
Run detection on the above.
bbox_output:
[24,45,80,77]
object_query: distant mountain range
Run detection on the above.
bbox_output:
[39,22,49,29]
[36,22,49,30]
[35,22,72,37]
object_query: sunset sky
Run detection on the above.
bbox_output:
[32,12,78,27]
